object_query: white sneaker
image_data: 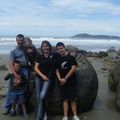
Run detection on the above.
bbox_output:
[73,116,80,120]
[62,116,68,120]
[43,113,47,120]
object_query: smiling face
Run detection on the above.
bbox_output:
[16,36,24,48]
[41,43,50,53]
[56,45,66,56]
[41,41,51,54]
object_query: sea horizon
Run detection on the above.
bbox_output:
[0,36,120,54]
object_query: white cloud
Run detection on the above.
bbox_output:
[0,0,120,18]
[0,0,120,36]
[51,0,120,16]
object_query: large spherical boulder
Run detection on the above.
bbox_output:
[108,63,120,92]
[108,62,120,111]
[46,53,98,115]
[107,47,117,53]
[98,51,108,58]
[107,47,117,60]
[117,49,120,56]
[75,54,98,112]
[29,46,98,115]
[66,45,78,53]
[116,82,120,111]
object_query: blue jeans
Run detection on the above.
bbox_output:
[22,68,29,93]
[35,76,51,120]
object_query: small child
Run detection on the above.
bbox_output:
[5,60,29,119]
[56,42,80,120]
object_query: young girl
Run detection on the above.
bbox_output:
[56,42,80,120]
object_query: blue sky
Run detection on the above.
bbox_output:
[0,0,120,37]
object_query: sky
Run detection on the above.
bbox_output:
[0,0,120,37]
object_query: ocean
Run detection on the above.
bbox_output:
[0,37,120,54]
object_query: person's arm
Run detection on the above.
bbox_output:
[9,51,21,80]
[9,60,16,75]
[56,69,61,81]
[64,65,77,81]
[65,55,78,81]
[56,69,66,85]
[34,63,49,80]
[4,73,13,81]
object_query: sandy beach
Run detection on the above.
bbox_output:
[0,54,120,120]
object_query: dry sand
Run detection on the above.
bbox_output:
[0,54,120,120]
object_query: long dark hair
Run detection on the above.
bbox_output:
[41,40,52,53]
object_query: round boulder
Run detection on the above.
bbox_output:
[107,47,117,60]
[117,49,120,56]
[108,62,120,111]
[98,51,108,58]
[116,82,120,112]
[107,47,117,53]
[46,53,98,115]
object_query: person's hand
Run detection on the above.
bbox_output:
[60,78,66,86]
[17,77,22,83]
[14,74,21,84]
[13,79,21,86]
[14,73,21,80]
[41,75,49,81]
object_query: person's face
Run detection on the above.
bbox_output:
[24,38,32,46]
[16,37,24,47]
[56,45,66,56]
[41,43,50,54]
[14,63,21,73]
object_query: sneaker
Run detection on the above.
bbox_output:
[73,116,80,120]
[43,113,47,120]
[10,111,16,116]
[3,109,10,115]
[23,113,29,119]
[62,116,68,120]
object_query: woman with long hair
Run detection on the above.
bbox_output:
[34,40,56,120]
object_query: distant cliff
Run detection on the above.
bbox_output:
[71,33,120,40]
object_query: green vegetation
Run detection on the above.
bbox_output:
[0,64,8,70]
[108,76,117,92]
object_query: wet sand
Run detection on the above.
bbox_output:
[0,54,120,120]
